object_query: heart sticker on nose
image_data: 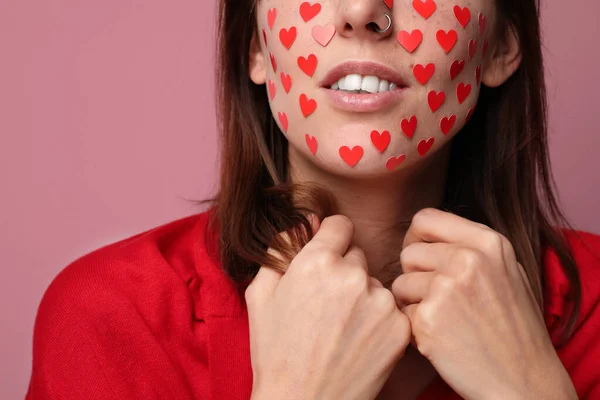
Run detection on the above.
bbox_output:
[456,82,472,104]
[413,63,435,85]
[305,134,318,155]
[428,90,445,113]
[299,94,317,117]
[300,2,322,22]
[312,24,336,47]
[279,27,297,50]
[449,59,465,80]
[278,112,288,133]
[267,8,277,30]
[436,30,457,53]
[401,116,417,139]
[453,6,471,28]
[417,137,435,156]
[280,72,292,93]
[440,115,456,135]
[370,130,391,153]
[268,80,276,100]
[339,146,364,167]
[298,54,318,77]
[398,30,423,53]
[386,155,406,171]
[413,0,436,20]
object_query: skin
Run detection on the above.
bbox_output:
[248,0,577,398]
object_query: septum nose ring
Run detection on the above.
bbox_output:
[374,13,393,33]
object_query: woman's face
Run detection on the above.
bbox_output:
[250,0,498,177]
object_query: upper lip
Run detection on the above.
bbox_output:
[319,60,410,89]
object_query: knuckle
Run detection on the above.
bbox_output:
[413,303,436,338]
[372,288,397,311]
[343,268,369,291]
[454,247,484,268]
[431,274,455,294]
[313,250,338,268]
[480,231,504,254]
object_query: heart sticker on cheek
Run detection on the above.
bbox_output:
[370,130,391,153]
[436,30,458,53]
[482,40,489,58]
[479,13,487,35]
[339,146,364,167]
[268,80,276,100]
[456,82,472,104]
[401,116,418,139]
[262,29,268,46]
[299,94,317,117]
[428,90,445,113]
[278,112,288,133]
[466,105,476,123]
[384,0,393,8]
[300,2,322,22]
[267,8,277,30]
[279,27,297,50]
[449,59,465,80]
[440,115,456,135]
[468,39,478,60]
[298,54,318,77]
[270,53,277,72]
[417,137,435,156]
[413,0,437,20]
[305,134,318,155]
[386,155,406,171]
[475,65,481,86]
[312,24,336,47]
[453,6,471,28]
[398,30,423,53]
[413,63,435,85]
[280,72,293,93]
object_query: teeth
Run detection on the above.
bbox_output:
[330,74,398,93]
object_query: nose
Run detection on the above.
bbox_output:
[335,0,394,40]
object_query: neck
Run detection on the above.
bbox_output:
[287,143,452,287]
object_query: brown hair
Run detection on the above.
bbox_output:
[199,0,583,347]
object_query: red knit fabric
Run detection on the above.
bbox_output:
[25,210,600,399]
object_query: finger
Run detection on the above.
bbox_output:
[403,207,493,249]
[343,245,368,272]
[399,242,454,273]
[391,271,433,307]
[246,264,284,306]
[370,277,384,288]
[400,303,419,348]
[308,214,355,256]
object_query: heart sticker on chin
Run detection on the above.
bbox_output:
[413,63,435,85]
[339,146,364,167]
[413,0,436,20]
[312,24,336,47]
[305,134,318,155]
[386,155,406,171]
[299,94,317,117]
[298,54,318,77]
[398,30,423,53]
[299,2,322,22]
[370,130,391,153]
[401,116,417,139]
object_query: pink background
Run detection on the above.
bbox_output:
[1,1,598,397]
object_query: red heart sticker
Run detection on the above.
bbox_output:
[305,134,318,155]
[440,115,456,135]
[413,63,435,85]
[312,24,336,47]
[479,13,487,35]
[466,105,476,123]
[397,30,423,53]
[298,54,318,77]
[278,112,288,133]
[339,146,364,167]
[449,59,465,80]
[386,155,406,171]
[262,29,268,46]
[299,2,322,22]
[456,82,472,104]
[417,137,434,156]
[279,27,297,50]
[268,80,276,100]
[453,6,471,28]
[401,116,418,139]
[267,8,277,30]
[436,30,457,53]
[299,94,317,117]
[384,0,394,8]
[413,0,437,20]
[270,53,277,72]
[468,39,477,60]
[482,40,488,57]
[280,72,292,93]
[428,90,445,113]
[475,65,481,86]
[370,130,391,153]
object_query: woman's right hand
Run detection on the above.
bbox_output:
[246,215,412,400]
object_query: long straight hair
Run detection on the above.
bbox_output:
[201,0,583,346]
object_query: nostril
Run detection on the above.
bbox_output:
[366,22,379,32]
[345,22,353,31]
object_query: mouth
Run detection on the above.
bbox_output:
[319,60,411,112]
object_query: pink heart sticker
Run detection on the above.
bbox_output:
[312,24,336,47]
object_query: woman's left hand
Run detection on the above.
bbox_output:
[391,208,578,400]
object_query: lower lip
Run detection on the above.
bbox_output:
[321,87,410,113]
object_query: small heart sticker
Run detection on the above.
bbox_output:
[428,90,445,113]
[299,94,317,117]
[449,59,465,80]
[386,155,406,171]
[279,27,297,50]
[267,8,277,30]
[413,0,437,20]
[401,116,418,139]
[468,39,478,60]
[417,137,435,156]
[370,130,391,153]
[440,115,456,135]
[436,30,458,53]
[398,30,423,53]
[339,146,364,167]
[270,53,277,72]
[278,112,288,133]
[453,6,471,28]
[299,2,321,22]
[456,82,472,104]
[305,134,318,155]
[414,63,435,85]
[298,54,318,77]
[312,24,336,47]
[268,80,276,101]
[280,72,292,93]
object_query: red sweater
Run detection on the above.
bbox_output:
[26,210,600,399]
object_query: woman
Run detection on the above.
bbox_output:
[26,0,600,399]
